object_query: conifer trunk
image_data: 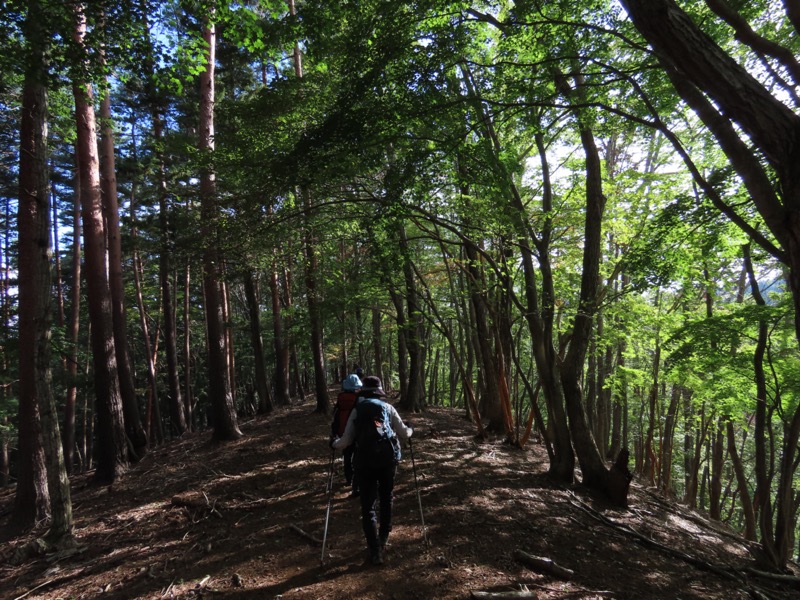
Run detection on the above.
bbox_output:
[100,86,148,458]
[72,3,128,484]
[198,16,241,440]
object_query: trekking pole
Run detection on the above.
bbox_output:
[321,448,336,564]
[408,436,429,547]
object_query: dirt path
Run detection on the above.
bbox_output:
[1,398,797,599]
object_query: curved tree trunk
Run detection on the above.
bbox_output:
[621,0,800,563]
[559,122,614,497]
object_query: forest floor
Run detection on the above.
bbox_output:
[1,394,799,600]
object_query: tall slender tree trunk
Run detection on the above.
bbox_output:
[198,16,241,441]
[183,249,193,428]
[659,385,680,493]
[100,85,147,459]
[389,288,409,401]
[52,190,64,329]
[398,223,424,412]
[1,196,10,485]
[270,258,290,405]
[302,202,329,413]
[286,0,327,412]
[63,150,81,473]
[221,276,236,400]
[72,3,128,484]
[371,306,384,384]
[244,271,273,413]
[154,114,187,437]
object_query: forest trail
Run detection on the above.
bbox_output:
[1,396,798,600]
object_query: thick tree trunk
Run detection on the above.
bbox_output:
[18,55,73,540]
[198,18,241,441]
[14,29,52,531]
[72,5,128,484]
[463,241,504,429]
[100,88,148,459]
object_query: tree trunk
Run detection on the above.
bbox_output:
[371,305,384,384]
[20,3,74,542]
[270,258,290,406]
[100,85,148,459]
[63,149,81,474]
[198,17,241,441]
[389,287,409,401]
[72,4,128,484]
[244,270,273,414]
[659,384,680,494]
[14,20,52,530]
[150,106,187,437]
[222,276,237,401]
[302,197,329,414]
[558,122,614,497]
[726,420,757,540]
[398,223,424,412]
[183,254,193,429]
[621,0,800,564]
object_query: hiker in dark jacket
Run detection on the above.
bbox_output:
[331,376,412,565]
[330,373,362,496]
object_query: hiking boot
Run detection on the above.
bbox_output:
[371,549,384,565]
[379,534,389,549]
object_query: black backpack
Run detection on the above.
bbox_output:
[354,397,401,470]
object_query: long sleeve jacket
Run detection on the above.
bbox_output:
[332,397,412,450]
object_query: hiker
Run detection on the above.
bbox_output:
[331,373,362,496]
[331,376,412,565]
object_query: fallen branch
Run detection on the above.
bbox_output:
[745,568,800,588]
[470,590,537,599]
[567,495,739,583]
[512,549,574,580]
[13,579,56,600]
[288,523,322,545]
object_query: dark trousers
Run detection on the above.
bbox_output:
[343,445,357,491]
[356,464,397,554]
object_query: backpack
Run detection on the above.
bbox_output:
[353,397,401,470]
[331,391,358,437]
